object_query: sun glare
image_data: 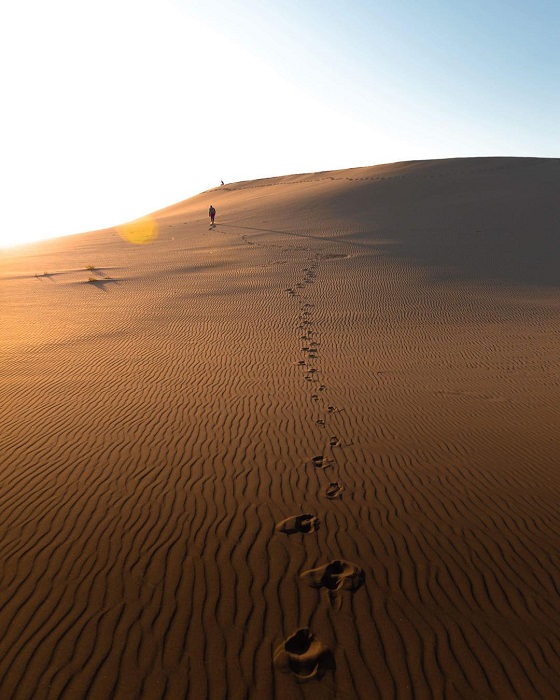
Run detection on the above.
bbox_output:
[117,216,158,245]
[0,0,222,249]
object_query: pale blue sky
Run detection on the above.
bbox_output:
[0,0,557,246]
[182,0,558,154]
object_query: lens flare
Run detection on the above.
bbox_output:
[117,216,158,245]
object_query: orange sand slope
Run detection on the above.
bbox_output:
[1,157,560,699]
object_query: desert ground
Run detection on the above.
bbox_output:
[1,157,559,699]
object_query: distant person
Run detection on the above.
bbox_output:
[209,205,216,225]
[221,180,224,185]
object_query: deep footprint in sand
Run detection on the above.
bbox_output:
[301,560,365,608]
[326,482,344,499]
[274,628,335,682]
[275,514,320,535]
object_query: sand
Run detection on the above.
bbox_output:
[1,156,559,699]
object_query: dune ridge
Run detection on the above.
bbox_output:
[1,157,560,698]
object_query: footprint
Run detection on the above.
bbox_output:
[311,394,319,401]
[301,560,365,609]
[326,482,344,499]
[311,455,332,469]
[316,419,326,428]
[275,514,320,535]
[329,436,340,447]
[273,628,335,681]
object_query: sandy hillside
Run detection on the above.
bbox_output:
[1,157,559,699]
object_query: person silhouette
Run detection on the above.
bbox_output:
[209,205,216,225]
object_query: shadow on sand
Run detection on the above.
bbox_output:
[84,278,121,292]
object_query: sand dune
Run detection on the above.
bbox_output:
[1,157,560,698]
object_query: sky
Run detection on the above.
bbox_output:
[0,0,558,247]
